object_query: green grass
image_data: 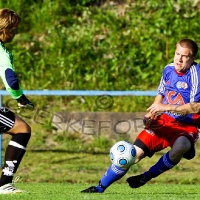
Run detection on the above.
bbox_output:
[2,183,200,200]
[2,103,200,199]
[2,133,200,185]
[2,125,200,200]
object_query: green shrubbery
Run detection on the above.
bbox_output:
[0,0,198,145]
[0,0,199,115]
[1,0,199,91]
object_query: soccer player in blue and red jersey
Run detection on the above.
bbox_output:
[81,38,200,193]
[0,8,34,194]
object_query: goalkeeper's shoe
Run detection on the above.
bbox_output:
[0,177,25,194]
[126,174,148,188]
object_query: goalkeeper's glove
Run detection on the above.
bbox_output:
[17,94,34,109]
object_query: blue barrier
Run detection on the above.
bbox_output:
[0,90,157,167]
[0,90,157,96]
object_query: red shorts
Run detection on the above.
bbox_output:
[134,113,199,157]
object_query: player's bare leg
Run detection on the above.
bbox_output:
[0,115,31,194]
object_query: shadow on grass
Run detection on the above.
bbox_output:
[29,149,108,155]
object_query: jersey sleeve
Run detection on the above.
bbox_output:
[0,53,23,99]
[190,64,200,102]
[157,72,165,97]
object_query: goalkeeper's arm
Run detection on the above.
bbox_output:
[0,66,34,109]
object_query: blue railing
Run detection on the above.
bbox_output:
[0,90,157,167]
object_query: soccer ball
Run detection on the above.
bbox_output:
[109,140,136,168]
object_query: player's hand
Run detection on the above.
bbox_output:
[147,103,168,115]
[143,112,154,128]
[17,94,34,109]
[143,116,152,128]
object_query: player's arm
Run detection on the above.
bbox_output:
[144,71,165,127]
[147,102,200,114]
[153,94,164,103]
[145,94,164,117]
[143,94,164,127]
[168,103,200,114]
[0,56,34,108]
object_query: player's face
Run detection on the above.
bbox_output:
[3,26,19,43]
[174,44,195,73]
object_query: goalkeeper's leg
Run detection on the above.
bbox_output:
[0,114,31,193]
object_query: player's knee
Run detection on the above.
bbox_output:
[24,123,31,133]
[170,142,191,162]
[11,116,31,134]
[17,119,31,133]
[172,136,191,154]
[133,145,145,163]
[174,144,190,155]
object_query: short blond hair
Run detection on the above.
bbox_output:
[177,39,198,57]
[0,8,21,34]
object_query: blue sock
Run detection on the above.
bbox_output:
[96,164,128,193]
[144,152,178,181]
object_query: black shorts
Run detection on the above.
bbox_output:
[0,107,15,133]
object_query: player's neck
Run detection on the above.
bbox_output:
[174,68,186,76]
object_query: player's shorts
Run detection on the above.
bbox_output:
[134,113,199,159]
[0,107,15,133]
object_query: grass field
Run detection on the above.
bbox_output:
[1,149,200,199]
[2,183,200,200]
[2,112,200,199]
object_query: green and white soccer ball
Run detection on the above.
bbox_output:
[110,141,136,168]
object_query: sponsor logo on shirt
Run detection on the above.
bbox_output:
[176,81,188,89]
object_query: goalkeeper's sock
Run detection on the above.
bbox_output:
[0,133,31,186]
[96,164,128,193]
[144,152,178,181]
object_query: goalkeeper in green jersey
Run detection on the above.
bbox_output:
[0,8,34,194]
